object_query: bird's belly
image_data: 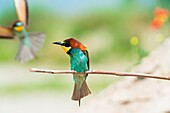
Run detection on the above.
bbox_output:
[73,73,86,82]
[74,73,84,77]
[13,31,25,39]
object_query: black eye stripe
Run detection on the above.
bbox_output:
[64,42,70,47]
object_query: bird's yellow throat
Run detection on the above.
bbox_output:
[14,26,24,32]
[62,46,71,53]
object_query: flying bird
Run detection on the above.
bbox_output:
[0,0,45,63]
[53,38,91,106]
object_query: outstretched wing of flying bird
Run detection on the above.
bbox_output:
[0,26,13,39]
[14,0,29,26]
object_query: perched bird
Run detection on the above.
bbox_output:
[53,38,91,106]
[0,0,45,63]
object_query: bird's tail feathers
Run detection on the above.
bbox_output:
[72,81,91,106]
[72,83,80,101]
[16,44,35,63]
[80,81,91,98]
[29,32,45,53]
[16,32,45,63]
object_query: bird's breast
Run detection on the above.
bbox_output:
[69,48,88,72]
[13,29,28,39]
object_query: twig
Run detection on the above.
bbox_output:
[29,68,170,81]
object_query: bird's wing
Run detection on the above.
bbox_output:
[83,50,90,79]
[14,0,29,26]
[83,50,90,70]
[0,26,14,39]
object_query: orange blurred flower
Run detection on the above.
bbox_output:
[155,8,168,18]
[152,17,163,29]
[151,7,169,29]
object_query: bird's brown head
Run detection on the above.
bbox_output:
[53,38,87,53]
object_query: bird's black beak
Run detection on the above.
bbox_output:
[53,42,64,46]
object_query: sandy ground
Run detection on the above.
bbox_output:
[0,93,77,113]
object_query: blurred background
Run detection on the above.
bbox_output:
[0,0,170,113]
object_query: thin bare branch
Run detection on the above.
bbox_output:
[29,68,170,81]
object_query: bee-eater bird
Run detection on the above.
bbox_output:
[0,0,45,63]
[53,38,91,106]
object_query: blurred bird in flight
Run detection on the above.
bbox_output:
[53,38,91,106]
[0,0,45,63]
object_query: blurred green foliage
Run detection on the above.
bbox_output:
[0,1,155,64]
